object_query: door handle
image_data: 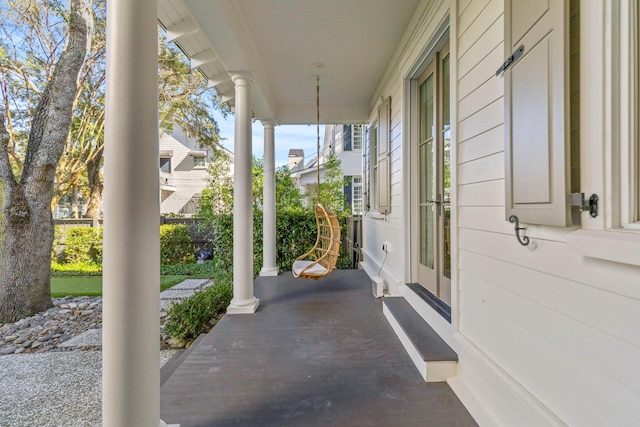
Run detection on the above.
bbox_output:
[427,199,441,204]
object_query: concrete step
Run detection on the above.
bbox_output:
[383,297,457,382]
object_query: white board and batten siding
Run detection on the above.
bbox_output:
[457,0,640,425]
[361,0,640,425]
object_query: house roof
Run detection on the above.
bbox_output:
[157,0,422,125]
[288,149,304,157]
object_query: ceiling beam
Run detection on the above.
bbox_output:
[208,73,232,89]
[190,49,218,71]
[165,17,198,43]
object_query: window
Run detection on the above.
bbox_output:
[193,156,206,168]
[160,157,171,173]
[620,1,639,229]
[352,177,363,214]
[352,125,363,150]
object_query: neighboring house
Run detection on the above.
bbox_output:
[106,1,639,425]
[290,124,364,214]
[159,125,233,216]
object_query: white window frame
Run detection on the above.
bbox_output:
[618,0,639,229]
[352,176,363,214]
[193,155,206,168]
[568,0,640,267]
[352,125,363,150]
[160,157,171,173]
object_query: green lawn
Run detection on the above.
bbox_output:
[50,275,189,298]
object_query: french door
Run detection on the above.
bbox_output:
[417,42,451,305]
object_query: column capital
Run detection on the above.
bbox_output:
[230,73,255,87]
[262,120,276,129]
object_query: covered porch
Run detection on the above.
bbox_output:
[160,270,476,426]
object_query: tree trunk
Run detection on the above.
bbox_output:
[71,183,80,218]
[84,147,103,218]
[0,184,55,321]
[0,0,90,322]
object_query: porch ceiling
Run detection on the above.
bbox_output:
[157,0,422,124]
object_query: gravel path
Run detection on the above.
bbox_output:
[0,350,177,426]
[0,279,212,426]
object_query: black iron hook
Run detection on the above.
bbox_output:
[509,215,530,246]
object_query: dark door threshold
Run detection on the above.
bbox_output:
[405,283,451,323]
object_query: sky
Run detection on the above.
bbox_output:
[212,110,324,169]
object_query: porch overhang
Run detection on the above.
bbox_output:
[157,0,422,124]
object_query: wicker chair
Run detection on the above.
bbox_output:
[292,203,341,279]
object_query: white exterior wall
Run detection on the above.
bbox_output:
[159,127,215,214]
[361,0,640,425]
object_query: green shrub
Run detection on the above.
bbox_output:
[58,227,103,264]
[164,276,232,342]
[160,224,195,264]
[209,209,352,277]
[51,261,103,276]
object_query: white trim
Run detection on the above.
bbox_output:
[567,229,640,267]
[360,249,402,296]
[447,377,498,427]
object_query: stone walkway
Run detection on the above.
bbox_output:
[0,278,212,426]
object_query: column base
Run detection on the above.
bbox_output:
[227,297,260,314]
[159,419,180,427]
[259,266,279,277]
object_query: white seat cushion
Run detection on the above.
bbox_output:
[292,260,328,276]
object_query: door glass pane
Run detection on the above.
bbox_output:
[420,144,427,203]
[420,74,434,142]
[442,135,451,280]
[420,205,435,269]
[442,53,450,128]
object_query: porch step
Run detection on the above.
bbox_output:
[383,297,457,382]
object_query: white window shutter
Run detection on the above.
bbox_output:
[363,126,370,211]
[504,0,571,226]
[378,97,391,214]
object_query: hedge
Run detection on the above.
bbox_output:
[210,208,351,277]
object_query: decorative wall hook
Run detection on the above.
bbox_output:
[509,215,530,246]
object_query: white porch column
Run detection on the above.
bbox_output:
[103,0,165,426]
[227,74,259,314]
[260,121,279,276]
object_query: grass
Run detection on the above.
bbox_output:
[50,275,189,298]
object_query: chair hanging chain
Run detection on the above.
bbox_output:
[316,75,321,204]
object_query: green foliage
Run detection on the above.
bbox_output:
[51,261,102,276]
[160,261,217,278]
[199,148,234,217]
[276,165,304,212]
[160,224,195,264]
[158,30,225,150]
[164,278,233,342]
[200,155,305,219]
[209,209,351,278]
[317,150,350,215]
[57,227,103,264]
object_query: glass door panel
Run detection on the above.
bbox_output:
[418,67,437,291]
[415,42,451,307]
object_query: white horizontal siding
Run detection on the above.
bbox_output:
[458,0,502,56]
[458,124,503,164]
[454,0,640,424]
[461,277,640,426]
[458,180,504,207]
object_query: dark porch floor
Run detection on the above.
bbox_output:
[160,269,477,426]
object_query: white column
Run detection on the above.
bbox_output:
[103,0,165,426]
[260,121,279,276]
[227,74,259,314]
